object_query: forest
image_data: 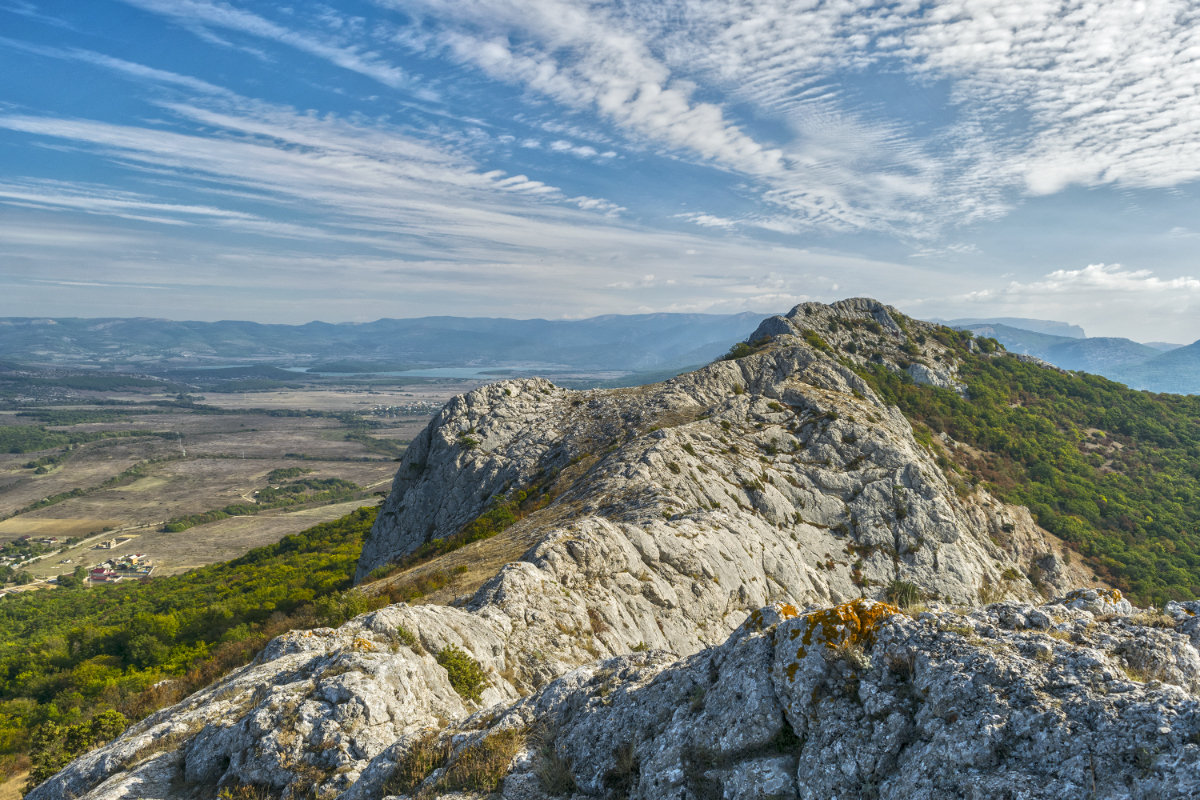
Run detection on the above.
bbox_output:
[0,507,380,787]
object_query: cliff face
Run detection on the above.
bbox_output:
[35,299,1161,800]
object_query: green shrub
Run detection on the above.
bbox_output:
[0,507,377,773]
[722,342,757,360]
[856,329,1200,606]
[27,710,127,790]
[801,329,834,354]
[436,645,486,702]
[394,625,420,651]
[720,338,770,361]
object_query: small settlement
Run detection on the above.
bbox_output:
[0,536,63,569]
[88,552,154,583]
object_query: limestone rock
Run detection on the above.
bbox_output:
[380,599,1200,800]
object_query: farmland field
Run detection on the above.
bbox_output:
[0,378,482,589]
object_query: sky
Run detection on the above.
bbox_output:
[1,1,1199,342]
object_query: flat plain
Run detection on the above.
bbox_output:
[0,379,482,587]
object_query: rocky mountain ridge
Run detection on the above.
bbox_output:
[33,298,1196,800]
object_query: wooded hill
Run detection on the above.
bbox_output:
[853,321,1200,606]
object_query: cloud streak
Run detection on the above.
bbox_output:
[377,0,1200,237]
[3,1,1199,337]
[118,0,413,89]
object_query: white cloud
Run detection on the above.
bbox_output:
[988,264,1200,297]
[676,212,737,229]
[909,242,981,259]
[369,1,1003,235]
[0,84,974,321]
[547,139,613,159]
[118,0,413,89]
[0,38,234,96]
[0,94,644,260]
[0,178,261,225]
[8,1,1199,332]
[947,263,1200,341]
[379,0,1200,235]
[883,0,1200,194]
[86,0,1200,241]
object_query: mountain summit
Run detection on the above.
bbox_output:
[30,299,1200,800]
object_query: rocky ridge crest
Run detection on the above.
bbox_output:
[35,299,1172,800]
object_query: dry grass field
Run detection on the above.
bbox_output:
[0,771,23,800]
[0,380,483,583]
[0,518,120,538]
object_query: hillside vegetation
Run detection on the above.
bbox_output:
[856,323,1200,605]
[0,507,380,786]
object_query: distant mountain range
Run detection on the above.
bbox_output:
[0,313,763,375]
[952,318,1200,394]
[942,316,1087,339]
[5,311,1199,394]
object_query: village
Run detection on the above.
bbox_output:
[86,551,154,583]
[0,535,72,576]
[0,533,155,592]
[79,536,153,583]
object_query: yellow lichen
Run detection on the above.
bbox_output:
[351,636,377,652]
[791,599,900,662]
[745,603,801,632]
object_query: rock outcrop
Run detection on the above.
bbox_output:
[380,594,1200,800]
[33,299,1146,800]
[36,594,1200,799]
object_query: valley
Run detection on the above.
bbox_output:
[0,379,481,590]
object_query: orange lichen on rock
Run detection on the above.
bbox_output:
[790,599,900,662]
[745,602,802,632]
[1064,588,1123,605]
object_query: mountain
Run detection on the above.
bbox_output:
[1042,336,1165,374]
[953,322,1076,356]
[1115,340,1200,393]
[0,313,764,373]
[943,316,1086,338]
[27,299,1200,799]
[955,321,1199,392]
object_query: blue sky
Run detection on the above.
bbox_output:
[2,1,1199,341]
